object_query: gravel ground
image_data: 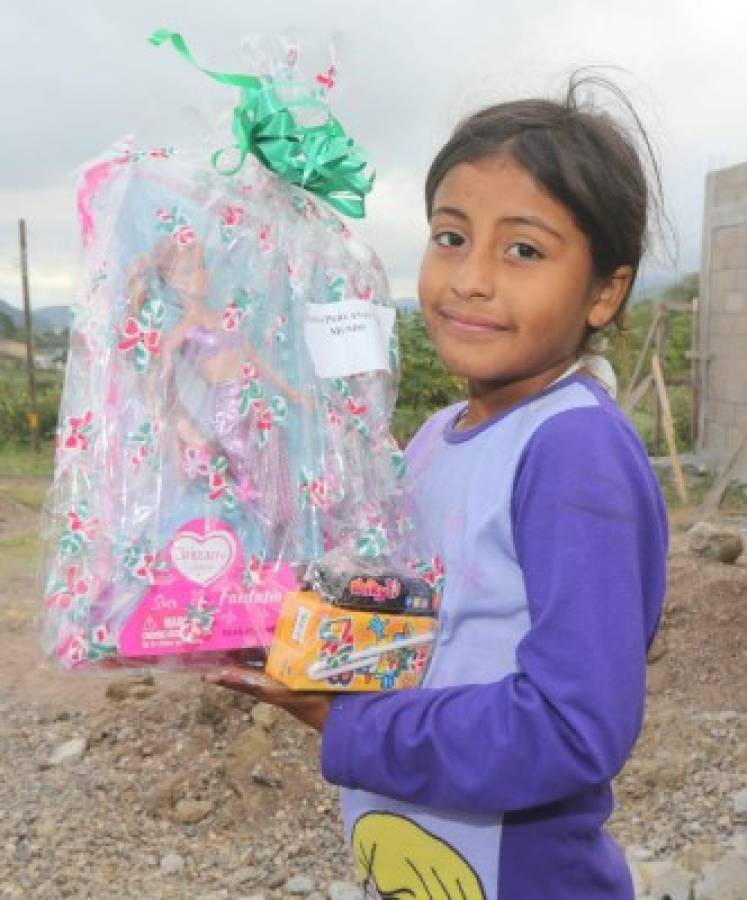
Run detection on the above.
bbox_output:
[0,494,745,898]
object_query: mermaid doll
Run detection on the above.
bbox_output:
[127,234,311,561]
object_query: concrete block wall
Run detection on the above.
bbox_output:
[698,163,747,478]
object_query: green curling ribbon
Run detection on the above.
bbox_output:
[149,29,374,218]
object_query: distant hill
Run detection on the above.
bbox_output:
[0,299,72,334]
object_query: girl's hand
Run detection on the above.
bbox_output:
[204,667,333,733]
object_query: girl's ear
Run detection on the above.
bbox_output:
[586,265,633,330]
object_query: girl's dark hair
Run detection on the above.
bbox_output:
[424,71,667,337]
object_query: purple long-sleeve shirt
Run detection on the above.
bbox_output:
[321,373,668,900]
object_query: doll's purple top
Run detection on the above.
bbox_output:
[182,324,243,363]
[321,373,668,899]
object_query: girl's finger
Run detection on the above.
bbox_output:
[205,668,330,706]
[204,667,265,691]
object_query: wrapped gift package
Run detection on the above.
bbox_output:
[40,31,417,672]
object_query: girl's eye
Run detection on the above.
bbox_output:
[432,231,465,248]
[507,242,542,260]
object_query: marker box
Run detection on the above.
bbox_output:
[266,591,437,691]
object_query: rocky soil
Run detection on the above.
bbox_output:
[0,487,745,899]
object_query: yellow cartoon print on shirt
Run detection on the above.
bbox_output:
[352,812,486,899]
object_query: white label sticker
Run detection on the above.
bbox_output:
[303,300,396,378]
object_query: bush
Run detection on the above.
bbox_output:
[0,385,61,447]
[393,311,465,444]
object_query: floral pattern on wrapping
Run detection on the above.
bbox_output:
[354,504,391,558]
[315,64,337,92]
[127,146,175,164]
[122,540,168,584]
[45,563,94,619]
[352,276,373,302]
[254,397,288,449]
[220,204,245,245]
[325,403,344,429]
[58,502,99,559]
[268,314,289,348]
[117,295,165,373]
[298,467,344,511]
[325,378,369,437]
[221,287,253,331]
[237,363,264,415]
[126,421,160,469]
[56,410,94,454]
[345,394,370,437]
[326,272,346,303]
[67,624,117,665]
[236,365,288,448]
[409,554,446,596]
[258,223,275,254]
[154,205,194,245]
[180,446,237,512]
[205,456,237,513]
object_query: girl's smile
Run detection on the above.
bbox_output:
[418,154,629,424]
[437,307,511,335]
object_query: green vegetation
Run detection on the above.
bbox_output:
[608,273,697,454]
[0,358,62,448]
[0,273,702,479]
[0,310,16,338]
[392,312,465,443]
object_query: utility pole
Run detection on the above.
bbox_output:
[19,219,40,453]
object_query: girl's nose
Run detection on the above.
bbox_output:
[449,248,495,301]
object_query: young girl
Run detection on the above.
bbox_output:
[209,76,669,899]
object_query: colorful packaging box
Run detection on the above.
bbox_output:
[266,591,438,691]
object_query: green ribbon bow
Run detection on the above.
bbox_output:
[149,29,374,218]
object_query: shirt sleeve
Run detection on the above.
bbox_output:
[321,406,668,814]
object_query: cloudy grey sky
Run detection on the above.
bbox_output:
[1,0,745,310]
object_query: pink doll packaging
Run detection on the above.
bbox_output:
[40,32,410,671]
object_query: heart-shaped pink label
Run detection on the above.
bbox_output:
[116,518,296,660]
[170,530,236,585]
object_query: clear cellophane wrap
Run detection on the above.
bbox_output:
[40,134,411,671]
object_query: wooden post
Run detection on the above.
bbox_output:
[622,306,663,408]
[651,352,688,503]
[622,373,654,415]
[690,296,699,447]
[19,219,40,453]
[652,308,666,456]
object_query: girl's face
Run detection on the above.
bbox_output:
[418,155,627,409]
